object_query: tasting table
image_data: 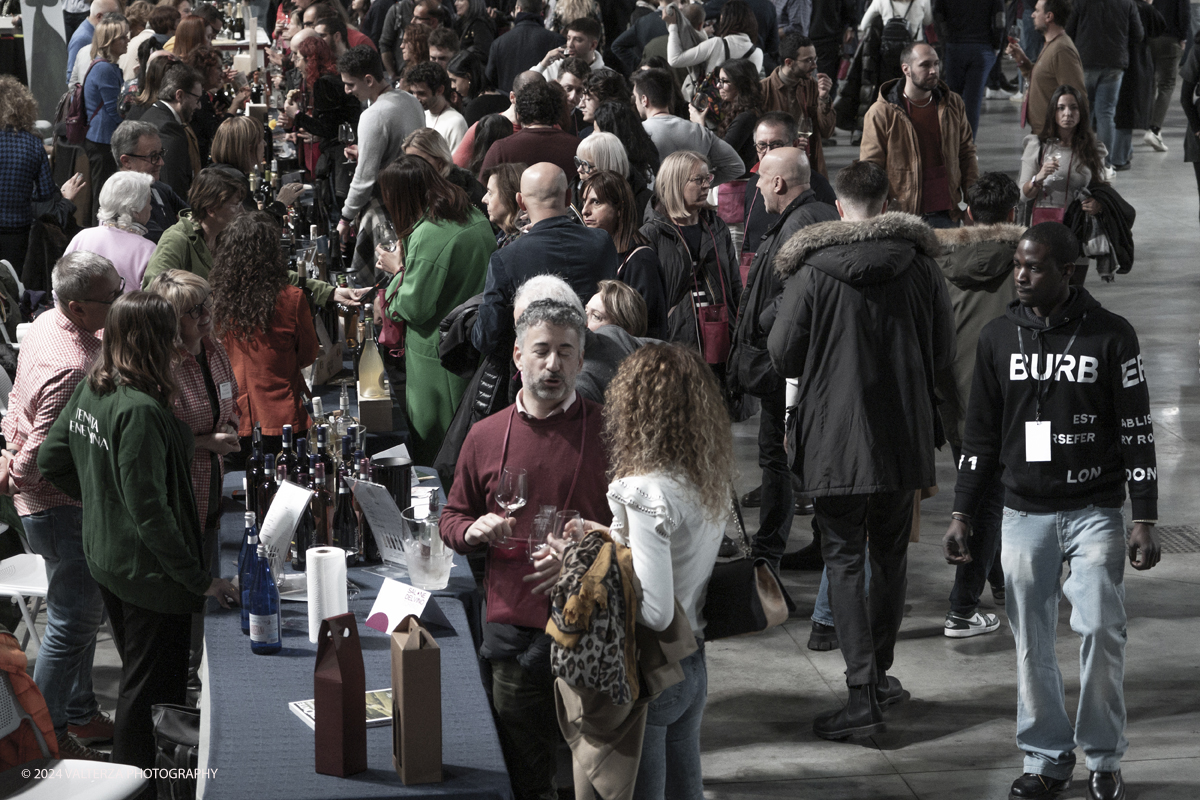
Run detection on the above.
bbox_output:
[198,470,510,800]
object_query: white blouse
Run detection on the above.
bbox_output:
[666,27,764,78]
[607,471,726,637]
[1018,133,1107,209]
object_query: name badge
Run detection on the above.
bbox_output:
[219,381,233,401]
[1025,421,1051,462]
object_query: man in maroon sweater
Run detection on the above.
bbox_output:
[441,299,611,800]
[480,78,581,181]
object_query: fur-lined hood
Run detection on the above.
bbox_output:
[774,212,941,284]
[936,222,1025,290]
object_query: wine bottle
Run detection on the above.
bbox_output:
[234,2,245,40]
[238,512,258,635]
[355,457,378,563]
[338,434,353,481]
[276,424,296,478]
[331,469,360,566]
[258,453,277,521]
[310,458,332,547]
[314,425,335,494]
[246,425,264,517]
[293,474,313,573]
[249,542,282,655]
[357,319,387,398]
[290,437,309,485]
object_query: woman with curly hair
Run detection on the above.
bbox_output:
[209,211,319,449]
[283,35,360,195]
[602,342,732,800]
[0,76,84,274]
[375,155,495,464]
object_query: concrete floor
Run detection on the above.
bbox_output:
[706,88,1200,799]
[24,73,1200,800]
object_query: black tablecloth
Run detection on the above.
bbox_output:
[202,474,508,800]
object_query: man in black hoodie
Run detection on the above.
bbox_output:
[944,222,1159,800]
[768,160,955,741]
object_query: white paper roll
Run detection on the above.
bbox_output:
[306,547,348,643]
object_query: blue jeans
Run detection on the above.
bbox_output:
[944,42,998,139]
[1002,505,1129,779]
[634,645,707,800]
[1111,128,1133,169]
[23,505,104,736]
[812,554,871,627]
[1084,68,1125,166]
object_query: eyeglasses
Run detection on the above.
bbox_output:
[573,156,596,174]
[411,13,434,22]
[129,150,166,163]
[80,276,125,305]
[184,90,203,101]
[186,295,213,320]
[754,139,789,153]
[715,78,731,86]
[794,56,818,65]
[686,173,714,187]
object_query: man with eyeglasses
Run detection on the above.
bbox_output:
[138,62,205,199]
[761,32,836,176]
[110,120,189,244]
[0,252,124,761]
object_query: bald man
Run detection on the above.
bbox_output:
[470,162,618,357]
[731,147,839,570]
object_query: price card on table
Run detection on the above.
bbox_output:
[366,577,453,634]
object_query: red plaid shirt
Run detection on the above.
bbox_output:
[2,309,102,515]
[172,337,238,530]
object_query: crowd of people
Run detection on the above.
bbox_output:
[0,0,1181,798]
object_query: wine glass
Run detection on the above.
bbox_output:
[554,510,584,544]
[494,467,528,550]
[797,114,814,142]
[529,511,553,564]
[338,121,356,145]
[375,219,399,253]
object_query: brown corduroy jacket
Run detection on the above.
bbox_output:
[760,68,837,177]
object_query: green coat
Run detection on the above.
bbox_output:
[38,382,210,614]
[387,208,495,465]
[143,211,336,307]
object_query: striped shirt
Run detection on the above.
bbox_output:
[2,309,102,515]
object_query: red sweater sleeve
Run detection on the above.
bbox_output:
[439,426,488,554]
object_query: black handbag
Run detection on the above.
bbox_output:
[152,703,200,800]
[702,493,796,641]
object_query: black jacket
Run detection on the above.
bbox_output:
[1064,183,1137,274]
[1153,0,1191,40]
[611,11,666,74]
[640,205,741,356]
[1114,1,1165,130]
[140,102,194,200]
[471,214,618,356]
[730,189,838,397]
[1066,0,1144,70]
[932,0,1005,48]
[952,288,1157,520]
[147,180,189,244]
[484,13,565,92]
[457,15,498,64]
[809,0,857,42]
[742,170,837,258]
[767,212,955,495]
[834,19,887,133]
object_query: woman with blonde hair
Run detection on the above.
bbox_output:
[602,342,731,799]
[84,14,132,220]
[585,279,648,338]
[403,127,486,210]
[64,171,157,289]
[211,115,264,178]
[480,162,527,248]
[640,150,739,372]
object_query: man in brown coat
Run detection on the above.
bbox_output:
[1006,0,1086,138]
[761,32,836,177]
[859,42,978,228]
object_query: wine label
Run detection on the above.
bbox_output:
[249,612,280,643]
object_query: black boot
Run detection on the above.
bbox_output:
[875,674,906,708]
[1009,773,1072,799]
[1088,770,1124,800]
[812,684,884,740]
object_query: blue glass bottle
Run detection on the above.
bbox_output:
[238,512,259,635]
[248,542,282,655]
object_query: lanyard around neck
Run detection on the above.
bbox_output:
[497,399,588,518]
[1016,314,1085,421]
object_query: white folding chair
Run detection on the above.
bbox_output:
[0,554,48,653]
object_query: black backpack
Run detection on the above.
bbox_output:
[880,1,914,56]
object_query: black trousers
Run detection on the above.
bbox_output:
[813,36,843,104]
[750,387,794,565]
[63,10,89,41]
[84,139,119,227]
[948,443,1004,616]
[98,585,192,770]
[814,490,914,687]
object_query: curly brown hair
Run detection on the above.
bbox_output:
[0,76,38,133]
[603,343,733,518]
[209,211,289,341]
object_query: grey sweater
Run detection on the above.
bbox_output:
[641,115,746,185]
[340,89,426,221]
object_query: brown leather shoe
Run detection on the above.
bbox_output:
[57,731,110,761]
[68,710,114,745]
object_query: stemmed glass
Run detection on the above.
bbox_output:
[376,218,399,253]
[529,510,554,564]
[494,467,528,550]
[797,114,814,142]
[553,510,584,544]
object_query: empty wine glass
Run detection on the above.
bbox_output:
[554,510,584,544]
[494,467,528,549]
[529,511,553,564]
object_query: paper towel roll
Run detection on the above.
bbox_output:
[307,547,349,643]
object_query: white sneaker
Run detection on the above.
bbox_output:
[1102,165,1116,181]
[1143,130,1167,152]
[1008,91,1025,103]
[985,87,1012,100]
[944,611,1001,638]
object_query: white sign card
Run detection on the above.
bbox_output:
[348,478,408,565]
[258,479,314,581]
[365,577,452,633]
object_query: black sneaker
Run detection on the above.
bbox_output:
[991,583,1006,603]
[807,621,838,651]
[740,485,762,507]
[1009,773,1071,799]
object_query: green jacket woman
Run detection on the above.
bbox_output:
[378,155,496,465]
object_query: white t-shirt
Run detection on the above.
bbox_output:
[426,106,468,152]
[859,0,932,41]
